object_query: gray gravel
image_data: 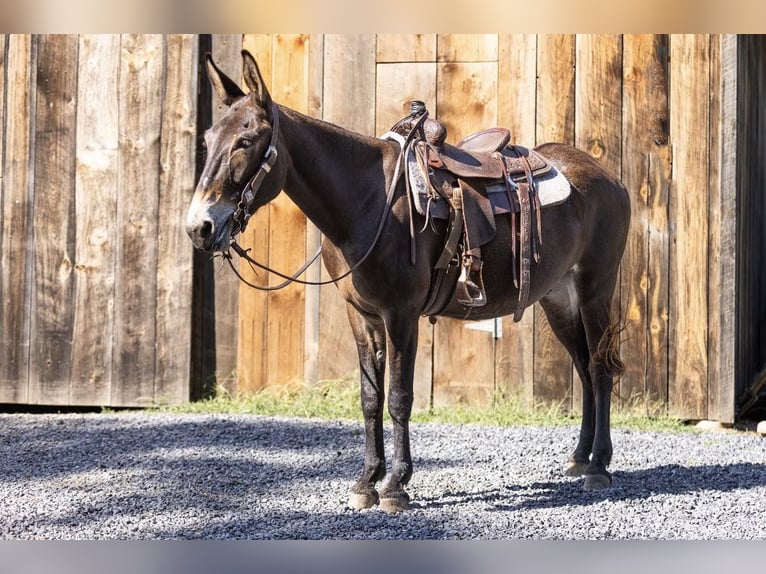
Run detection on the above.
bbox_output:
[1,411,765,540]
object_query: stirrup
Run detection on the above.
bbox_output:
[456,257,487,308]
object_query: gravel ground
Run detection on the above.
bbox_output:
[1,411,765,540]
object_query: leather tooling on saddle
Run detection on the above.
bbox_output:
[382,101,573,321]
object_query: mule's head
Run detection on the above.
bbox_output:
[186,50,285,252]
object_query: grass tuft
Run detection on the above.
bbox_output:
[158,378,693,434]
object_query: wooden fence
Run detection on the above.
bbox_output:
[2,34,762,422]
[0,35,197,406]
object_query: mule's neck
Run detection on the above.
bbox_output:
[276,105,398,247]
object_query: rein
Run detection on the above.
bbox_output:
[224,104,427,291]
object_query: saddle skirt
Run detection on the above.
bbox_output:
[405,142,572,220]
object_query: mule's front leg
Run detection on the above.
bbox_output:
[378,315,418,513]
[346,305,387,510]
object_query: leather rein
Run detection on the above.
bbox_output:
[223,102,425,291]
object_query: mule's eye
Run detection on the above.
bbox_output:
[236,138,253,150]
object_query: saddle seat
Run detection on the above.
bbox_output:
[419,118,551,182]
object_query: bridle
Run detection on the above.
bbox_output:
[223,102,427,291]
[230,102,281,237]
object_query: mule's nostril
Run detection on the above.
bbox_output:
[200,219,214,240]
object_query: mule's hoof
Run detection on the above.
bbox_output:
[583,473,612,490]
[565,460,589,477]
[379,491,410,513]
[348,489,379,510]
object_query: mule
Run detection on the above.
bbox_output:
[186,51,631,513]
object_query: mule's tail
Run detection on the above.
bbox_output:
[594,320,625,378]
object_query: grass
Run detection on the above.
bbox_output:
[158,378,693,434]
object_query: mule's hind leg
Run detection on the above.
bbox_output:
[538,276,596,478]
[345,304,387,510]
[574,264,623,490]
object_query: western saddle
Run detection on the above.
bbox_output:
[389,101,549,321]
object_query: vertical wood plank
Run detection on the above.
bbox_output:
[375,62,437,136]
[436,62,498,140]
[620,34,671,416]
[536,34,576,145]
[317,34,377,383]
[433,320,496,407]
[265,34,309,388]
[237,34,273,393]
[433,53,498,407]
[189,34,243,397]
[437,34,498,62]
[669,34,710,419]
[70,34,119,406]
[706,34,723,421]
[0,35,34,403]
[0,36,5,396]
[574,34,623,415]
[210,34,243,392]
[376,59,438,411]
[707,35,738,423]
[304,34,324,387]
[534,34,575,412]
[575,35,622,179]
[495,34,537,409]
[112,34,163,406]
[154,34,197,404]
[376,34,436,63]
[322,34,377,136]
[28,34,79,405]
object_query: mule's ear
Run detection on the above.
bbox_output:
[241,50,272,108]
[205,53,245,106]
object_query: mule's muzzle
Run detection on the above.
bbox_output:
[186,211,232,252]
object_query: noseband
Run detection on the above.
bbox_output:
[230,101,280,237]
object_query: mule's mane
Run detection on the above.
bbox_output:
[278,104,393,164]
[274,103,398,246]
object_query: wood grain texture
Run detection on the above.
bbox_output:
[534,34,575,412]
[154,34,197,404]
[620,35,671,416]
[28,34,79,405]
[112,34,163,406]
[668,34,710,419]
[495,34,537,409]
[0,35,34,403]
[375,62,436,137]
[70,34,119,406]
[432,319,496,407]
[436,62,497,138]
[706,35,723,421]
[707,35,737,423]
[377,34,436,63]
[322,34,377,137]
[437,34,498,62]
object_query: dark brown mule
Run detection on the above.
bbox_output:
[186,51,631,513]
